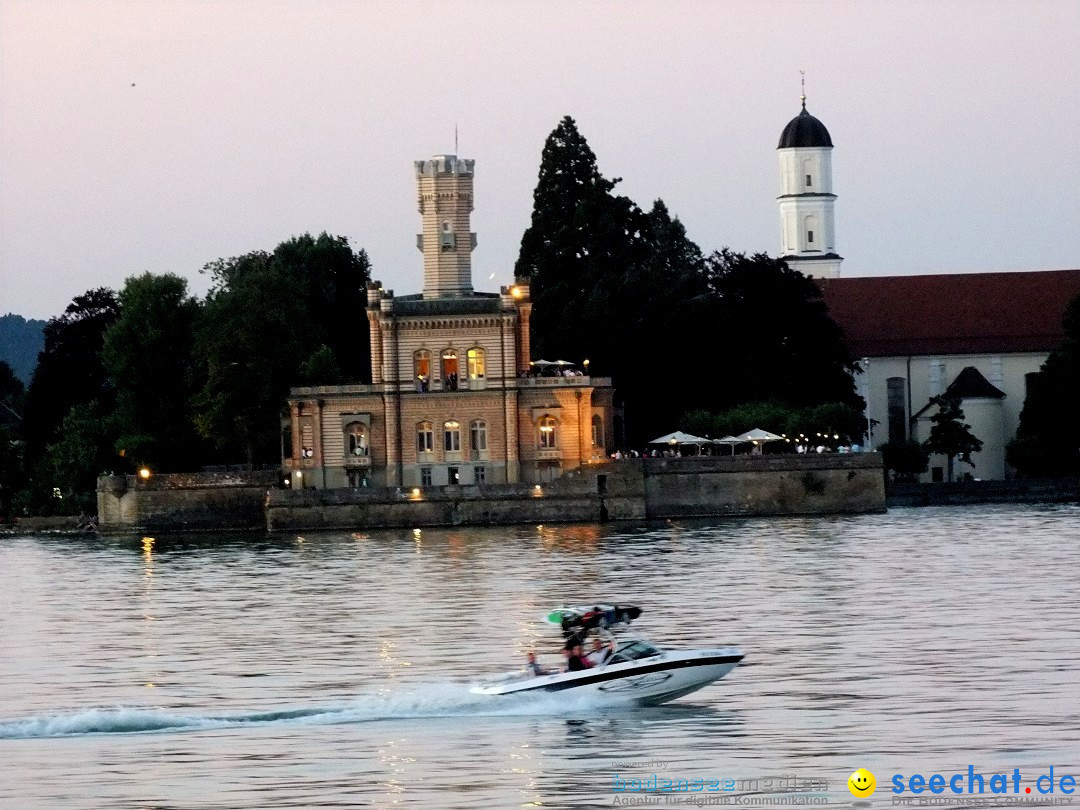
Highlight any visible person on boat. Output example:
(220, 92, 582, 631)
(566, 644, 590, 672)
(525, 651, 547, 676)
(586, 638, 615, 666)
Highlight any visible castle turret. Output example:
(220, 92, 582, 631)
(415, 154, 477, 299)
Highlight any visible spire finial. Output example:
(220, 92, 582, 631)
(454, 122, 459, 155)
(800, 70, 806, 110)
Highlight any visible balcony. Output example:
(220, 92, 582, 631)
(344, 454, 371, 468)
(516, 375, 611, 388)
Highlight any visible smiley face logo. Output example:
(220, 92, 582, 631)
(848, 768, 877, 797)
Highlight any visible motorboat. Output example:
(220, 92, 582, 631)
(469, 604, 743, 706)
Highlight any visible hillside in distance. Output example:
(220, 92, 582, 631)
(0, 313, 46, 384)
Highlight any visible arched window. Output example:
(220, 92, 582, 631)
(538, 415, 558, 450)
(591, 414, 604, 449)
(414, 350, 431, 391)
(444, 420, 461, 452)
(467, 347, 485, 381)
(470, 420, 488, 454)
(441, 349, 459, 390)
(345, 422, 368, 456)
(417, 421, 434, 454)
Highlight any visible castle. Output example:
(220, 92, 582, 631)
(283, 154, 614, 489)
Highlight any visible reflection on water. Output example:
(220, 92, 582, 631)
(1, 504, 1079, 808)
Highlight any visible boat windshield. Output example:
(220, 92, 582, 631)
(609, 640, 661, 663)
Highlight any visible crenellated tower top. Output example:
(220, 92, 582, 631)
(415, 154, 477, 299)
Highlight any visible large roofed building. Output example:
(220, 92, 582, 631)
(820, 270, 1080, 481)
(283, 154, 614, 490)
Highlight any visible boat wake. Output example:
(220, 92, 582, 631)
(0, 682, 612, 740)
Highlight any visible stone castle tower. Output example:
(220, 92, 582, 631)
(415, 155, 478, 299)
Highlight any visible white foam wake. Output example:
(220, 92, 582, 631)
(0, 681, 608, 740)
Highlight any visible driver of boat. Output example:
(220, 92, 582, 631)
(566, 644, 591, 672)
(526, 651, 547, 676)
(586, 638, 615, 666)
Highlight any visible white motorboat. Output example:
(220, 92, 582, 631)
(469, 605, 743, 706)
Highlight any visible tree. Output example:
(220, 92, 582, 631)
(923, 396, 983, 481)
(679, 400, 865, 449)
(0, 361, 24, 410)
(103, 273, 201, 471)
(702, 250, 862, 411)
(41, 399, 119, 509)
(1007, 293, 1080, 477)
(515, 116, 650, 366)
(191, 233, 371, 465)
(516, 118, 715, 442)
(879, 439, 930, 482)
(515, 118, 860, 445)
(22, 288, 119, 461)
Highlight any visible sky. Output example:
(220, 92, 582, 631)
(2, 0, 1079, 320)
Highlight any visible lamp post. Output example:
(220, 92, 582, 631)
(861, 357, 872, 450)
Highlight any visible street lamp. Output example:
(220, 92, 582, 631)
(861, 357, 872, 450)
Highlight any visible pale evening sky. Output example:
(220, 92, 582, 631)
(1, 0, 1078, 320)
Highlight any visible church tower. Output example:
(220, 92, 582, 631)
(415, 154, 478, 299)
(777, 86, 842, 279)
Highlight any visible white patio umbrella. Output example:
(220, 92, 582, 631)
(530, 359, 556, 367)
(734, 427, 786, 454)
(647, 431, 710, 446)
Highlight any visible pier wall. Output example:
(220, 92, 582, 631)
(97, 455, 887, 534)
(886, 478, 1080, 508)
(96, 471, 279, 535)
(642, 453, 886, 519)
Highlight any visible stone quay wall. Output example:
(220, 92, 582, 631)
(887, 478, 1080, 508)
(97, 455, 887, 534)
(97, 471, 279, 535)
(642, 453, 887, 519)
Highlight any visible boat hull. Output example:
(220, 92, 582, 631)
(470, 648, 743, 707)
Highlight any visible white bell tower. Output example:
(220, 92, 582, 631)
(777, 78, 841, 279)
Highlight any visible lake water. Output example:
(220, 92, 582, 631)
(1, 504, 1078, 808)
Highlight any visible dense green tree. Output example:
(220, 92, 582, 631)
(923, 396, 983, 482)
(1007, 294, 1080, 477)
(515, 117, 864, 445)
(22, 288, 119, 461)
(192, 233, 370, 465)
(266, 233, 372, 382)
(0, 361, 24, 409)
(515, 116, 650, 366)
(42, 399, 119, 508)
(680, 401, 864, 449)
(0, 424, 20, 521)
(879, 439, 930, 482)
(702, 250, 861, 411)
(515, 117, 716, 442)
(103, 273, 201, 471)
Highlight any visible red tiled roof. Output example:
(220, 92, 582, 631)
(819, 270, 1080, 357)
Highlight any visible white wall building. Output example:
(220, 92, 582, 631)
(821, 271, 1080, 481)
